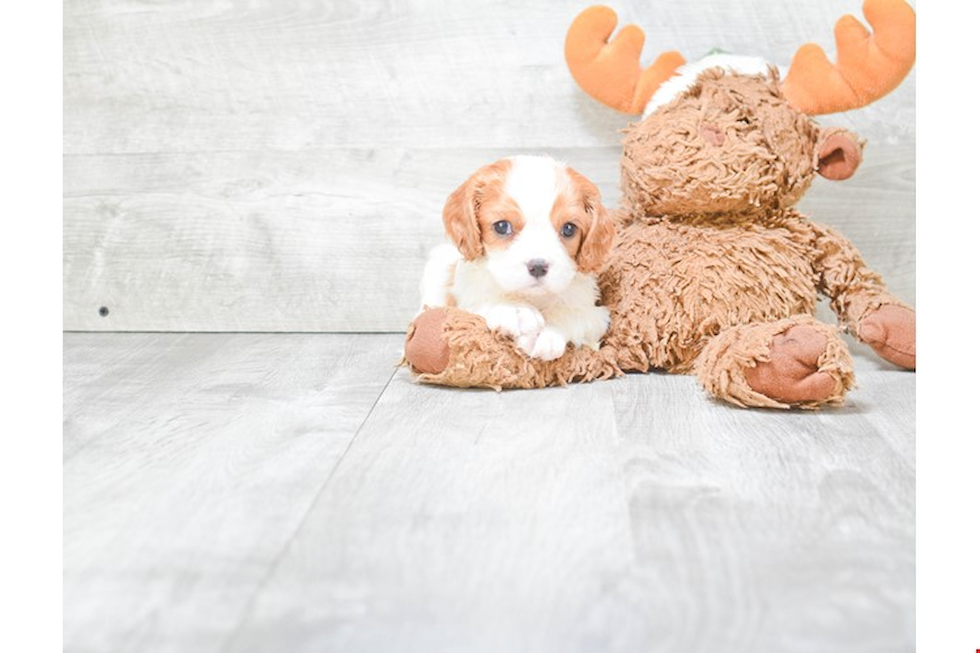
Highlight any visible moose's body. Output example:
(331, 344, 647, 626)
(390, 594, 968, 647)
(601, 212, 821, 374)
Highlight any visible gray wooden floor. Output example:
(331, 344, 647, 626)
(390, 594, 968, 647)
(64, 332, 915, 653)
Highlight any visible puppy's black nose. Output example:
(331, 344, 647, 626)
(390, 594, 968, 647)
(527, 259, 549, 278)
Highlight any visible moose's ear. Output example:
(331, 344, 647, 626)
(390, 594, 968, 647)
(816, 129, 863, 181)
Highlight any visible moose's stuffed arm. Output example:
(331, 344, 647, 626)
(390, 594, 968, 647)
(811, 222, 916, 369)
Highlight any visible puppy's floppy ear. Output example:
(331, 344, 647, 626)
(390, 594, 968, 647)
(443, 176, 483, 260)
(443, 159, 512, 260)
(568, 169, 615, 273)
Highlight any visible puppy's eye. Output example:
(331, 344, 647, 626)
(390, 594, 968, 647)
(560, 222, 578, 238)
(492, 220, 513, 236)
(736, 117, 751, 125)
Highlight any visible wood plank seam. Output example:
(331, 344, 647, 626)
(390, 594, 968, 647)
(214, 364, 399, 653)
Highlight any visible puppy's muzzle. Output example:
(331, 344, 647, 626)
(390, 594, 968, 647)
(527, 259, 550, 278)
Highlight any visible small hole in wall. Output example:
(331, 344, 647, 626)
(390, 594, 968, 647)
(99, 306, 110, 317)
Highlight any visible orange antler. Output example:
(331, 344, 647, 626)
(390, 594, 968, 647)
(564, 6, 685, 114)
(781, 0, 915, 115)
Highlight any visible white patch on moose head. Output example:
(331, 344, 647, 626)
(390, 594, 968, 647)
(643, 53, 788, 118)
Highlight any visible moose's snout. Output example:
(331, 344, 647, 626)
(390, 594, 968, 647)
(701, 123, 725, 147)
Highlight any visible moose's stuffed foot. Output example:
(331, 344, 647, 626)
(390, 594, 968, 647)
(404, 307, 453, 375)
(695, 316, 855, 409)
(402, 307, 622, 390)
(856, 304, 916, 370)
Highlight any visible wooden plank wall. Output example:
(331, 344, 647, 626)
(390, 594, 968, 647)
(63, 0, 915, 332)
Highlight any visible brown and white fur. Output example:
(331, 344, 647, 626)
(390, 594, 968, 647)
(419, 155, 615, 361)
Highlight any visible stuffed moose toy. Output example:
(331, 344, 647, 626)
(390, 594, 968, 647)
(403, 0, 916, 409)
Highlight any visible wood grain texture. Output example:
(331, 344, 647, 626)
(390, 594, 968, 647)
(63, 333, 402, 653)
(224, 369, 634, 653)
(231, 362, 914, 653)
(63, 0, 914, 154)
(63, 0, 915, 331)
(63, 144, 914, 331)
(63, 332, 914, 652)
(610, 366, 915, 653)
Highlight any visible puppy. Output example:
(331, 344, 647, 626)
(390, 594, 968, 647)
(419, 155, 615, 361)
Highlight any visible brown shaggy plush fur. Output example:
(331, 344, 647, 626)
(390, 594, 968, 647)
(403, 70, 915, 408)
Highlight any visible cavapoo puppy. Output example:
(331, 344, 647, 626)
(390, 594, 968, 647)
(419, 155, 615, 361)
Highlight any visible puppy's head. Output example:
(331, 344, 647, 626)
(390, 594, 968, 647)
(443, 155, 614, 295)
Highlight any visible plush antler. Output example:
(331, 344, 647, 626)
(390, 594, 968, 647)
(564, 6, 685, 114)
(781, 0, 915, 115)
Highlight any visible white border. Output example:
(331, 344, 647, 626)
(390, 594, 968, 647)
(0, 3, 62, 651)
(916, 1, 979, 651)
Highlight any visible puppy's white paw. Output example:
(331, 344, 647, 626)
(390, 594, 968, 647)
(528, 327, 568, 361)
(581, 306, 611, 348)
(484, 304, 545, 339)
(516, 332, 538, 356)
